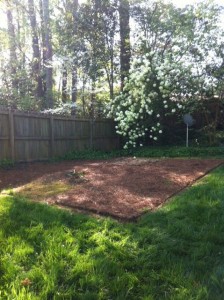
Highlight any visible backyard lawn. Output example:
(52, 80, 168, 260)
(0, 151, 224, 299)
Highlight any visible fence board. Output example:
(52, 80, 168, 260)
(14, 115, 49, 137)
(0, 114, 9, 137)
(0, 140, 10, 160)
(0, 109, 119, 162)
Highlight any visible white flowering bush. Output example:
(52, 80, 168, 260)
(107, 0, 224, 148)
(42, 102, 77, 116)
(109, 51, 190, 148)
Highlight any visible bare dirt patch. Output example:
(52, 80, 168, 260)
(0, 158, 223, 220)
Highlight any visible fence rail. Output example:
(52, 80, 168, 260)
(0, 109, 119, 162)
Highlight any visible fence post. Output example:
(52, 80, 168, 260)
(49, 115, 54, 158)
(8, 109, 15, 161)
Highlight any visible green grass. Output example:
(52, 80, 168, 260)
(55, 146, 224, 161)
(0, 166, 224, 299)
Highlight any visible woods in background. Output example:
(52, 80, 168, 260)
(0, 0, 131, 116)
(0, 0, 223, 139)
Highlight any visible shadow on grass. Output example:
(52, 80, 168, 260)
(0, 166, 224, 299)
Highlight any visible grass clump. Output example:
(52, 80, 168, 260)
(0, 166, 224, 299)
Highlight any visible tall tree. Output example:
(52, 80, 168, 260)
(100, 0, 118, 100)
(119, 0, 130, 91)
(28, 0, 43, 99)
(61, 63, 68, 103)
(6, 0, 18, 92)
(42, 0, 53, 108)
(71, 0, 79, 114)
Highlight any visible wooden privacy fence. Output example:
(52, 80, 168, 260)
(0, 109, 119, 162)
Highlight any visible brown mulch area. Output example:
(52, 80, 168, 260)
(0, 158, 223, 220)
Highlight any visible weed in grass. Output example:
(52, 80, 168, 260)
(0, 166, 224, 299)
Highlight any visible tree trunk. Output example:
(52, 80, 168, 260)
(81, 77, 86, 116)
(15, 2, 26, 97)
(71, 68, 77, 114)
(104, 18, 115, 100)
(62, 64, 68, 103)
(42, 0, 53, 108)
(28, 0, 43, 99)
(71, 0, 79, 115)
(110, 49, 114, 99)
(6, 1, 18, 92)
(39, 0, 47, 100)
(90, 0, 101, 118)
(119, 0, 131, 91)
(90, 79, 96, 119)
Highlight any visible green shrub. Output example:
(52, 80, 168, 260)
(0, 159, 15, 169)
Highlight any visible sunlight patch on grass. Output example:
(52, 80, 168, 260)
(13, 179, 74, 200)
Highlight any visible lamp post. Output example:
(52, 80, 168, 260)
(183, 114, 194, 147)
